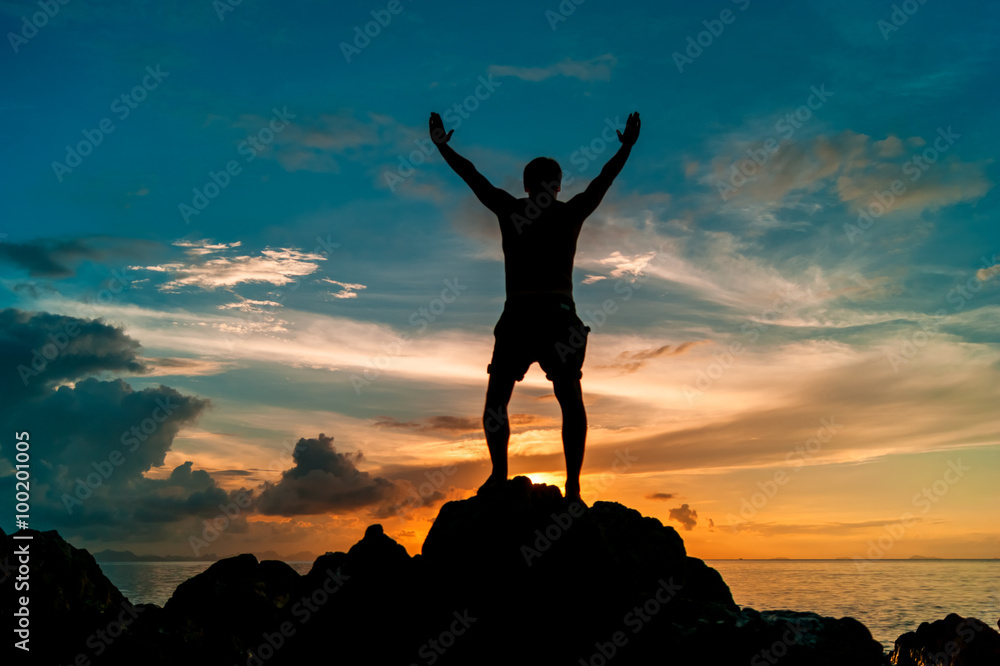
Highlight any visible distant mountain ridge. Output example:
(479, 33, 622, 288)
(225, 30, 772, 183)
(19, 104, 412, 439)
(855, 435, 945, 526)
(93, 548, 318, 563)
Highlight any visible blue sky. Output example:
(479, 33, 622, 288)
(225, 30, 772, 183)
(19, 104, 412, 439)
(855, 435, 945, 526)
(1, 0, 999, 560)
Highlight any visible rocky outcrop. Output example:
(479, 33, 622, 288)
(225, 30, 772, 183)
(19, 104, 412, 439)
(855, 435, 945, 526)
(0, 528, 140, 666)
(889, 613, 1000, 665)
(8, 478, 992, 665)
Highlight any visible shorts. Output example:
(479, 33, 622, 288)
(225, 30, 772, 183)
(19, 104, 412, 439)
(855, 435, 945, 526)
(487, 296, 590, 382)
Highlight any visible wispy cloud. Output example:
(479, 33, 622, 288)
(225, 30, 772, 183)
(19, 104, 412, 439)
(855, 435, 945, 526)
(321, 278, 367, 299)
(131, 240, 326, 291)
(488, 54, 617, 82)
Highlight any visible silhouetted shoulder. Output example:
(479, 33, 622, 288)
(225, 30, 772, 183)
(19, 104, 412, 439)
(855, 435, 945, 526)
(496, 197, 585, 235)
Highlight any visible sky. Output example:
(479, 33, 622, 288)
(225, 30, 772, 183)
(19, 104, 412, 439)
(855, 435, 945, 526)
(1, 0, 998, 562)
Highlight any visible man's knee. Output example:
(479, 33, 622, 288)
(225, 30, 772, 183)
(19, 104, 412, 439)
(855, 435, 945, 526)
(553, 378, 583, 402)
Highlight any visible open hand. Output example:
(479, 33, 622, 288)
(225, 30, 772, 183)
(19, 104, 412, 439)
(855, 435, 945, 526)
(429, 112, 453, 146)
(617, 111, 640, 147)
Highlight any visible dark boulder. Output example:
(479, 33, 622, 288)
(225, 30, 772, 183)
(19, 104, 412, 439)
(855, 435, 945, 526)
(3, 479, 902, 665)
(889, 613, 1000, 665)
(0, 528, 140, 666)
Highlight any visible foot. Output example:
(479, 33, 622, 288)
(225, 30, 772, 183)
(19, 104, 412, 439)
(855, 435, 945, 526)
(477, 473, 507, 496)
(564, 479, 581, 503)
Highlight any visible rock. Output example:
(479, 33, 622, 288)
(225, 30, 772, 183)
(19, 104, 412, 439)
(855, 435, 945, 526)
(889, 613, 1000, 665)
(0, 528, 140, 666)
(3, 479, 898, 665)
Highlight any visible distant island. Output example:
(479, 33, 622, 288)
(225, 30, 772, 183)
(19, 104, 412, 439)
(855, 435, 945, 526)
(94, 548, 319, 563)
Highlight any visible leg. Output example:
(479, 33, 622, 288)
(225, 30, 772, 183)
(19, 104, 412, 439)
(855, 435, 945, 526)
(480, 371, 516, 493)
(553, 377, 587, 501)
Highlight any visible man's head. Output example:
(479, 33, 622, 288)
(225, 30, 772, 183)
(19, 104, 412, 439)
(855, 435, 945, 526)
(523, 157, 562, 197)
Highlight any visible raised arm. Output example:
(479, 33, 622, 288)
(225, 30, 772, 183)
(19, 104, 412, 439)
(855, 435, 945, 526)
(569, 111, 640, 219)
(429, 111, 512, 214)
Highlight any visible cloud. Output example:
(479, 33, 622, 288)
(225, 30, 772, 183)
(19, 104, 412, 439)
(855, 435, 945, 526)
(704, 129, 993, 216)
(229, 109, 411, 175)
(488, 54, 617, 82)
(139, 357, 233, 377)
(647, 493, 675, 501)
(255, 434, 401, 516)
(0, 308, 233, 543)
(725, 518, 928, 536)
(0, 236, 157, 279)
(131, 240, 326, 291)
(321, 278, 367, 300)
(373, 413, 545, 435)
(237, 110, 380, 172)
(0, 239, 95, 277)
(669, 504, 698, 531)
(976, 262, 1000, 282)
(1, 308, 148, 402)
(373, 415, 480, 434)
(597, 250, 660, 280)
(606, 341, 708, 373)
(173, 239, 242, 255)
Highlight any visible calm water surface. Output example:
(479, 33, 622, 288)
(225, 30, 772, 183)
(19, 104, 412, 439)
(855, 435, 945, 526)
(708, 560, 1000, 650)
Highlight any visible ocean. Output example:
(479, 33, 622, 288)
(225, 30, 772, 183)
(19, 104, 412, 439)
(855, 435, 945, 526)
(96, 559, 1000, 651)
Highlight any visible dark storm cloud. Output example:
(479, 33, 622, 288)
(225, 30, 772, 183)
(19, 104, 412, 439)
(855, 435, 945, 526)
(256, 434, 402, 516)
(0, 309, 220, 542)
(0, 236, 157, 279)
(1, 308, 148, 402)
(0, 239, 96, 277)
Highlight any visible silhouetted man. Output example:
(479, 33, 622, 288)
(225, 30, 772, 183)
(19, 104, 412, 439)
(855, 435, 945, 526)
(429, 111, 640, 501)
